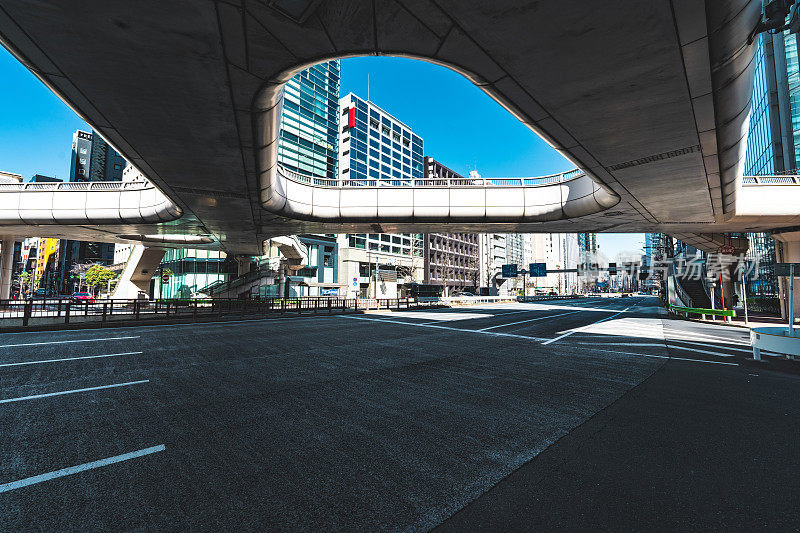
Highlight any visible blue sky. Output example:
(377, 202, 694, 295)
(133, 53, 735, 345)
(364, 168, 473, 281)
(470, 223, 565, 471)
(0, 49, 641, 256)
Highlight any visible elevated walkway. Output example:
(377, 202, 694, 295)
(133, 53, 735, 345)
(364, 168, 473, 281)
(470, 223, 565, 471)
(0, 180, 180, 224)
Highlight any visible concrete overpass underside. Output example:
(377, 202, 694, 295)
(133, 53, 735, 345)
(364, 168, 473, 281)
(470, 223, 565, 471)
(1, 0, 795, 255)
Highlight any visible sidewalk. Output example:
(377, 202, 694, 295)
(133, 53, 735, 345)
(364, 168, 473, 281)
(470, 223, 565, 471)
(675, 308, 792, 330)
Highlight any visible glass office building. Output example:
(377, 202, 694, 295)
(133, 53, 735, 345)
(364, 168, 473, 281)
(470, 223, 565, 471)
(743, 34, 779, 299)
(338, 92, 424, 184)
(277, 60, 340, 180)
(338, 92, 424, 259)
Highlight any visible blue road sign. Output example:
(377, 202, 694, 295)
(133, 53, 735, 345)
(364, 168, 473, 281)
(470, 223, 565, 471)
(501, 264, 518, 278)
(529, 262, 547, 277)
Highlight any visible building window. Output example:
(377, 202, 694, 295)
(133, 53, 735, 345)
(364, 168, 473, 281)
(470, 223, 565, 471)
(77, 169, 86, 175)
(79, 148, 87, 154)
(79, 158, 86, 165)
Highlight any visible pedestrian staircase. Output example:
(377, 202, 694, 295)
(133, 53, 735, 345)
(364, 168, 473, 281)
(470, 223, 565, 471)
(676, 277, 711, 308)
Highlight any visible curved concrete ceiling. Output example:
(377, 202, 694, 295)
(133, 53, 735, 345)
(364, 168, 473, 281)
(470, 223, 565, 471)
(0, 0, 788, 254)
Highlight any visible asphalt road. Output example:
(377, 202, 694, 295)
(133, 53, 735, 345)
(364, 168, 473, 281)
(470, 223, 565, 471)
(1, 296, 798, 530)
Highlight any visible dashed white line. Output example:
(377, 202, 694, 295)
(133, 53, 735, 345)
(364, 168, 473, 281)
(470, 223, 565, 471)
(0, 445, 165, 493)
(0, 379, 149, 404)
(0, 351, 143, 368)
(0, 336, 139, 348)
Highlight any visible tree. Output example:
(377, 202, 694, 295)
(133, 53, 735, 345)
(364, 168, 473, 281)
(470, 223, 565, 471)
(84, 264, 116, 295)
(18, 270, 31, 297)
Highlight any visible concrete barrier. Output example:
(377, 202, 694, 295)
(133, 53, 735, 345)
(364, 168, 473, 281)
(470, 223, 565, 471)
(750, 327, 800, 360)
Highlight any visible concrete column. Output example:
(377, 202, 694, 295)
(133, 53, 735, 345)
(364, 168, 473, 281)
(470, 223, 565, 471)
(773, 231, 800, 321)
(721, 264, 737, 312)
(236, 256, 252, 277)
(278, 263, 286, 298)
(0, 237, 15, 300)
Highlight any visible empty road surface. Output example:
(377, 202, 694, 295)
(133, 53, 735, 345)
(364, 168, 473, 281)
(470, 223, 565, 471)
(2, 296, 798, 530)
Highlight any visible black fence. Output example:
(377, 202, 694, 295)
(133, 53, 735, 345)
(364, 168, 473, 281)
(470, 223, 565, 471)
(0, 297, 439, 329)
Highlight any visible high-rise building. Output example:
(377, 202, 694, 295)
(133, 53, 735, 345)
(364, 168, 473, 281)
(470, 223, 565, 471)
(423, 233, 480, 295)
(419, 159, 480, 295)
(528, 233, 579, 294)
(59, 130, 127, 292)
(277, 60, 340, 180)
(577, 233, 597, 257)
(335, 93, 425, 298)
(741, 32, 785, 303)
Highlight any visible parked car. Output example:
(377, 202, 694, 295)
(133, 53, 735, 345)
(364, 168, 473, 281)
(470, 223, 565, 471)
(71, 292, 95, 304)
(452, 291, 476, 297)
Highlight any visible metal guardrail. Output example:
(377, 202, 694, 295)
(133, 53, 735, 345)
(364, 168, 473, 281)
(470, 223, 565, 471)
(517, 295, 587, 303)
(0, 296, 448, 329)
(282, 166, 584, 189)
(742, 175, 800, 185)
(669, 304, 736, 317)
(0, 180, 151, 191)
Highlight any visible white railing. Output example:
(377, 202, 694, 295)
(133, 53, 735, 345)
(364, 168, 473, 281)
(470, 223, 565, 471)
(280, 166, 584, 189)
(742, 175, 800, 185)
(0, 180, 152, 191)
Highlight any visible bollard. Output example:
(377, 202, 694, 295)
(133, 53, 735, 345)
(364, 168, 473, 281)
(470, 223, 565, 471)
(65, 302, 71, 324)
(102, 302, 107, 323)
(22, 301, 32, 327)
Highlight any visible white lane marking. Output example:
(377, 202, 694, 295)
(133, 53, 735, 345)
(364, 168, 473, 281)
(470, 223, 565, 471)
(542, 306, 633, 345)
(0, 336, 139, 348)
(0, 315, 347, 336)
(575, 342, 667, 347)
(0, 380, 149, 404)
(343, 315, 546, 341)
(417, 307, 580, 324)
(0, 351, 143, 368)
(663, 328, 749, 344)
(593, 348, 739, 366)
(666, 340, 754, 354)
(477, 310, 583, 331)
(0, 445, 165, 493)
(665, 345, 739, 358)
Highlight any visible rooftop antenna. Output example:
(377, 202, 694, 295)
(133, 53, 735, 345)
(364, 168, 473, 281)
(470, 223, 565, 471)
(367, 73, 370, 102)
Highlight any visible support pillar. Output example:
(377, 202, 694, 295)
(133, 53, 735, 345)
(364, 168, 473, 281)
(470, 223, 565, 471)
(721, 266, 737, 313)
(236, 256, 252, 277)
(773, 231, 800, 321)
(0, 237, 15, 300)
(278, 263, 286, 298)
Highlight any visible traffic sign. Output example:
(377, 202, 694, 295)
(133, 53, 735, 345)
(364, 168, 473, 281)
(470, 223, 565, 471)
(501, 264, 518, 278)
(529, 262, 547, 277)
(608, 262, 617, 275)
(161, 274, 170, 283)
